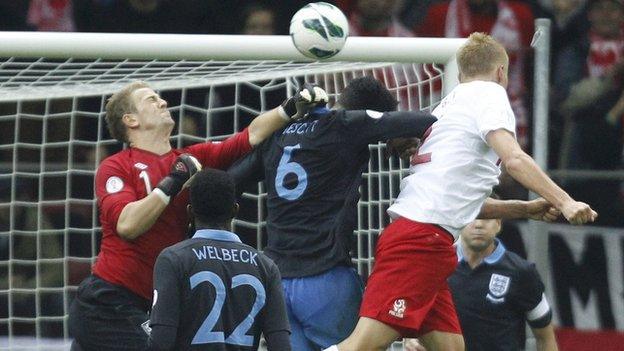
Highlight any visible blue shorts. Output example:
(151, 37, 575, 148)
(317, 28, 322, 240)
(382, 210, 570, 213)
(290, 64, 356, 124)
(282, 265, 364, 351)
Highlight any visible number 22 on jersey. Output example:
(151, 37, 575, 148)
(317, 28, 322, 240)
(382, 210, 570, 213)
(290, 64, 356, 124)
(190, 271, 266, 346)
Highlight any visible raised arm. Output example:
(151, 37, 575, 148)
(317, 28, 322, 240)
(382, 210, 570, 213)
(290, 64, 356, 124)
(478, 197, 560, 222)
(342, 110, 437, 146)
(227, 141, 267, 194)
(248, 84, 328, 146)
(486, 129, 597, 224)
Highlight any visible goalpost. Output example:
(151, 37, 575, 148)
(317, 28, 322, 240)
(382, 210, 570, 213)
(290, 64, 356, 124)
(0, 32, 464, 350)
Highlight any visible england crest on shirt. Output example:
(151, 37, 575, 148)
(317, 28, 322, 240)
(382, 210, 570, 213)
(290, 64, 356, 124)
(487, 274, 511, 303)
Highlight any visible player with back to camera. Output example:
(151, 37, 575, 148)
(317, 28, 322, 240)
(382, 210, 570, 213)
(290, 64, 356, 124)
(148, 168, 290, 351)
(68, 81, 327, 351)
(229, 76, 561, 351)
(324, 32, 596, 351)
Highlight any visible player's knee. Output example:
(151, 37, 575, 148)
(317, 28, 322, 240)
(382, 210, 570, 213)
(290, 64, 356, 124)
(421, 333, 465, 351)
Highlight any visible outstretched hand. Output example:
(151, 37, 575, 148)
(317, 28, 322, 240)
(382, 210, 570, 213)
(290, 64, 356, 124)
(279, 83, 328, 121)
(526, 198, 560, 222)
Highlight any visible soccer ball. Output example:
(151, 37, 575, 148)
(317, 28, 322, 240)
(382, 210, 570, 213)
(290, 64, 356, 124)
(289, 2, 349, 60)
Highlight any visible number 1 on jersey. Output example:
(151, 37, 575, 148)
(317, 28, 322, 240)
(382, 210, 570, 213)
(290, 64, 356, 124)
(275, 144, 308, 200)
(139, 170, 152, 193)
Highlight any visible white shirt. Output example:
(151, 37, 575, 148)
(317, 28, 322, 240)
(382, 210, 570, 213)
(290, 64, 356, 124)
(387, 81, 516, 239)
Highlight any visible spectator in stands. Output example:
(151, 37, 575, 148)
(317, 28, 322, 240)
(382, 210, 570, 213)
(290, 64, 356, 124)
(27, 0, 75, 32)
(419, 0, 534, 150)
(535, 0, 590, 105)
(0, 2, 33, 31)
(73, 0, 232, 34)
(241, 2, 277, 35)
(398, 1, 445, 30)
(348, 0, 414, 37)
(557, 0, 624, 226)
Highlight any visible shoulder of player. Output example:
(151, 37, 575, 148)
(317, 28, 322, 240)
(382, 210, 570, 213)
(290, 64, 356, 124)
(498, 250, 536, 274)
(462, 82, 509, 104)
(95, 150, 134, 177)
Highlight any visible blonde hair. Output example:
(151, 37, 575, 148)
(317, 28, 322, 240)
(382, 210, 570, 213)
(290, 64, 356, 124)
(456, 32, 508, 79)
(105, 81, 150, 143)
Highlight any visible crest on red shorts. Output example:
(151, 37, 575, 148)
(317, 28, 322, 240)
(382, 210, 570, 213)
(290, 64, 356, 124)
(389, 299, 406, 318)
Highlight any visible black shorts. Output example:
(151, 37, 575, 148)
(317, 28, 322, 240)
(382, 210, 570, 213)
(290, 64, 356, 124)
(68, 275, 150, 351)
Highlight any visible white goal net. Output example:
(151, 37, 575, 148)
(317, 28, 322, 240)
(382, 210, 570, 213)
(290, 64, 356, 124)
(0, 32, 462, 350)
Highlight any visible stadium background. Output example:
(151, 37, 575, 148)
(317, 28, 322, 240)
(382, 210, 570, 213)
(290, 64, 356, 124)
(1, 0, 624, 349)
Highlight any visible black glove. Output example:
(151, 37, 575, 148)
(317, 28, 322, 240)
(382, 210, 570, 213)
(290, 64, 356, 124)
(156, 154, 202, 198)
(279, 83, 329, 121)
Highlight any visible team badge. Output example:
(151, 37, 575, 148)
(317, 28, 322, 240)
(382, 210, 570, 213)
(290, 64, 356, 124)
(105, 176, 124, 193)
(389, 298, 406, 318)
(365, 110, 384, 119)
(487, 274, 510, 303)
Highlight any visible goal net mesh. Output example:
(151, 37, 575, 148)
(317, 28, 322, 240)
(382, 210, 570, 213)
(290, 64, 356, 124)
(0, 57, 447, 350)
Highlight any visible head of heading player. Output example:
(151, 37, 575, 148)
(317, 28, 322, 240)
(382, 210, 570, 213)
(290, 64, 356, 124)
(457, 32, 509, 89)
(334, 76, 399, 111)
(105, 81, 174, 146)
(188, 168, 239, 234)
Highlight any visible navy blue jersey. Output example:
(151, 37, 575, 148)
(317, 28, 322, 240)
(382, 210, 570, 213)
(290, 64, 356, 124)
(449, 240, 552, 351)
(149, 229, 289, 351)
(228, 108, 437, 277)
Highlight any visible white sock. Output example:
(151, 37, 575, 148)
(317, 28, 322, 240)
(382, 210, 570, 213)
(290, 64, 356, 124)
(322, 346, 339, 351)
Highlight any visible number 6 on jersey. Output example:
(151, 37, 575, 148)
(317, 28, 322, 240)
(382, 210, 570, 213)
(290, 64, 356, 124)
(275, 144, 308, 200)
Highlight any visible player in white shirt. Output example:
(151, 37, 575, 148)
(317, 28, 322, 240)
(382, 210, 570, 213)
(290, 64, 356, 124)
(324, 32, 597, 351)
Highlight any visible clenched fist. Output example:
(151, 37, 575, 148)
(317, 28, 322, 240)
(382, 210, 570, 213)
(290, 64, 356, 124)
(279, 83, 329, 121)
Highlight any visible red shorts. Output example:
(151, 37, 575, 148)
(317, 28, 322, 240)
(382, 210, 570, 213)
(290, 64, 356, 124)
(359, 217, 462, 337)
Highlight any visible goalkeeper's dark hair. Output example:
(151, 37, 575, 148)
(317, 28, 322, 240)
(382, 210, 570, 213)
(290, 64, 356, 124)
(337, 76, 399, 112)
(189, 168, 236, 226)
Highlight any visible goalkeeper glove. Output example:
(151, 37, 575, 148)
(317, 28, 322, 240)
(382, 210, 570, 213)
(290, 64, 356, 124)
(155, 154, 202, 203)
(278, 83, 329, 121)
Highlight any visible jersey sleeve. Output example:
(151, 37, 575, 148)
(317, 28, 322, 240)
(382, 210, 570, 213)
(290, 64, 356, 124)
(227, 138, 268, 193)
(95, 158, 138, 230)
(340, 110, 437, 146)
(260, 259, 290, 335)
(476, 85, 516, 143)
(184, 127, 252, 170)
(516, 263, 552, 328)
(150, 250, 182, 329)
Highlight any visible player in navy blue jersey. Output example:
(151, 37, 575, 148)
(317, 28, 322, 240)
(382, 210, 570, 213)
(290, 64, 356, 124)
(227, 76, 438, 351)
(449, 217, 558, 351)
(148, 168, 290, 351)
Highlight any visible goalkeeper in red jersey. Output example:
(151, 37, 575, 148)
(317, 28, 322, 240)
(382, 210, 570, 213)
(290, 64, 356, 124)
(68, 81, 327, 351)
